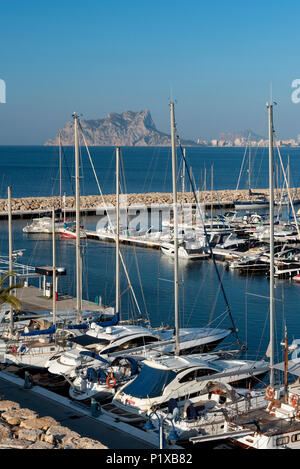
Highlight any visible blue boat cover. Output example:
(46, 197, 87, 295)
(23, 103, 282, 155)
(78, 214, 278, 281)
(85, 367, 107, 383)
(96, 312, 119, 328)
(79, 350, 108, 364)
(21, 325, 56, 337)
(67, 323, 89, 330)
(67, 313, 119, 330)
(186, 404, 198, 420)
(168, 398, 178, 414)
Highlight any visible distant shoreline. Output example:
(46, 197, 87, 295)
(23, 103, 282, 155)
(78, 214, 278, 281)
(1, 144, 300, 148)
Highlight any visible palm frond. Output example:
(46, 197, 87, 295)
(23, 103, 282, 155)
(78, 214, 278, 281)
(0, 271, 23, 311)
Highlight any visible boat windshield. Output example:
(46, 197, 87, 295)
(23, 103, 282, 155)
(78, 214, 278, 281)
(122, 364, 176, 398)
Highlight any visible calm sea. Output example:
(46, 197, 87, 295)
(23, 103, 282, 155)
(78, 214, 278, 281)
(0, 145, 300, 198)
(0, 145, 300, 369)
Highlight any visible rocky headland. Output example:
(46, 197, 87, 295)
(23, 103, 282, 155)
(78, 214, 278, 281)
(45, 110, 196, 147)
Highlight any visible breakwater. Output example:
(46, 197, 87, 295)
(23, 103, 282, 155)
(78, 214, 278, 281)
(0, 398, 106, 449)
(0, 188, 297, 218)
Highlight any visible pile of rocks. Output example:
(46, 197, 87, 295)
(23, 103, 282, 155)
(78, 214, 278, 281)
(0, 400, 107, 449)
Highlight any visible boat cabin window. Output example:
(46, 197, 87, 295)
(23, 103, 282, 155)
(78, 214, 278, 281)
(276, 436, 289, 446)
(121, 364, 176, 398)
(103, 335, 160, 354)
(178, 368, 217, 383)
(291, 434, 300, 443)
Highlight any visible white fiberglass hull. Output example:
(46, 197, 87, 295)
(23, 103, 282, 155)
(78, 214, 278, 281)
(104, 361, 268, 420)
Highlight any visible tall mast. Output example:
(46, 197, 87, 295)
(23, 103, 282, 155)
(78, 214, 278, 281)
(73, 112, 82, 323)
(182, 148, 186, 196)
(248, 131, 252, 192)
(115, 147, 120, 320)
(8, 186, 13, 336)
(170, 102, 180, 356)
(58, 130, 62, 213)
(287, 154, 290, 219)
(52, 207, 57, 329)
(267, 102, 275, 386)
(210, 164, 214, 229)
(284, 325, 288, 403)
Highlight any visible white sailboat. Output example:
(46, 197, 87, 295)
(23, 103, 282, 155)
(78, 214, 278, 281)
(3, 205, 78, 368)
(2, 116, 102, 369)
(23, 217, 64, 234)
(234, 132, 269, 211)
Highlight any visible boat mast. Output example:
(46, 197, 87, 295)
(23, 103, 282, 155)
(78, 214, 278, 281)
(52, 207, 57, 329)
(248, 131, 252, 193)
(210, 164, 214, 229)
(182, 148, 186, 197)
(287, 154, 290, 219)
(267, 102, 275, 386)
(58, 130, 62, 213)
(73, 112, 82, 323)
(8, 186, 14, 336)
(284, 325, 288, 403)
(170, 102, 180, 356)
(115, 147, 120, 321)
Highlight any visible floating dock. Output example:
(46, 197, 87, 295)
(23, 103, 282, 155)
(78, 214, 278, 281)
(86, 230, 162, 250)
(15, 285, 109, 314)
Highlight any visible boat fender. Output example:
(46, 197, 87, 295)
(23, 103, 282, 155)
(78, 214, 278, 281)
(289, 394, 299, 408)
(106, 375, 117, 388)
(24, 372, 34, 390)
(91, 398, 102, 417)
(266, 386, 275, 399)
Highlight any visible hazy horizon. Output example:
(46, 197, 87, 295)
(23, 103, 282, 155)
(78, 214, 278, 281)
(1, 0, 300, 145)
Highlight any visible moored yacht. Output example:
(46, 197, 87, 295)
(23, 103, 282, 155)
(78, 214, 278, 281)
(100, 353, 268, 422)
(46, 318, 232, 377)
(23, 217, 64, 234)
(161, 238, 209, 260)
(58, 221, 87, 239)
(69, 355, 140, 401)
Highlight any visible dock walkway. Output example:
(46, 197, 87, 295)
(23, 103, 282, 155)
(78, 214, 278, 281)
(0, 371, 180, 449)
(16, 285, 110, 314)
(86, 230, 162, 250)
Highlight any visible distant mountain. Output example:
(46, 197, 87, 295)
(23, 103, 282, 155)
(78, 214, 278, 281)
(45, 110, 196, 147)
(217, 129, 265, 142)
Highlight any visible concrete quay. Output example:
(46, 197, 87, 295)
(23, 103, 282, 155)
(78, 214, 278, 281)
(0, 371, 157, 449)
(15, 285, 107, 314)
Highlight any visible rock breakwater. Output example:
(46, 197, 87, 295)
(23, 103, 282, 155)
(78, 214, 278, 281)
(0, 399, 107, 449)
(0, 188, 297, 214)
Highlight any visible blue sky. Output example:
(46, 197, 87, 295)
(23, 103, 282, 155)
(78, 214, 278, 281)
(1, 0, 300, 144)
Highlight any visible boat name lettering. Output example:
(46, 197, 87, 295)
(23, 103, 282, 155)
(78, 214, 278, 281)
(125, 398, 135, 405)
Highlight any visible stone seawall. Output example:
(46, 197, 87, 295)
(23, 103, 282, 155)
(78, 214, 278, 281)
(0, 188, 297, 214)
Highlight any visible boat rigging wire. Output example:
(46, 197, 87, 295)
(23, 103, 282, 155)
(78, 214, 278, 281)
(175, 133, 246, 351)
(77, 121, 145, 320)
